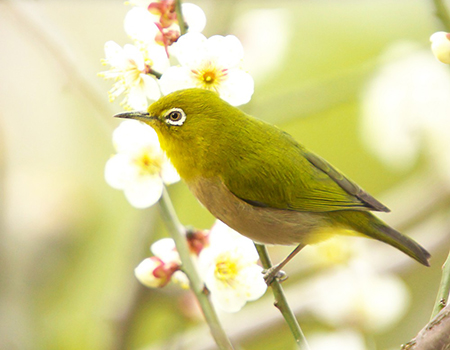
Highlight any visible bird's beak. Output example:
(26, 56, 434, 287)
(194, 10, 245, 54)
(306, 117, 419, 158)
(113, 111, 156, 123)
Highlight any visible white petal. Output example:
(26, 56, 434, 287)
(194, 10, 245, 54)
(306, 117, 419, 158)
(173, 32, 208, 67)
(104, 41, 125, 68)
(127, 86, 149, 110)
(218, 69, 254, 106)
(211, 285, 247, 313)
(182, 3, 207, 33)
(159, 66, 196, 95)
(123, 176, 164, 208)
(141, 74, 162, 101)
(160, 161, 181, 184)
(104, 153, 136, 190)
(124, 7, 159, 43)
(123, 44, 145, 70)
(147, 43, 171, 73)
(207, 35, 244, 68)
(237, 265, 267, 301)
(113, 120, 161, 153)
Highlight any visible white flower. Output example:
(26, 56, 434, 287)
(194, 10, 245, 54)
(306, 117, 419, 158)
(197, 221, 267, 312)
(308, 329, 367, 350)
(430, 31, 450, 64)
(160, 32, 254, 106)
(105, 120, 180, 208)
(307, 264, 410, 332)
(361, 43, 450, 173)
(99, 41, 162, 110)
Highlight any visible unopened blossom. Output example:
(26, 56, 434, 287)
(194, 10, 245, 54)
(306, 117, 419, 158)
(430, 31, 450, 64)
(160, 32, 254, 106)
(135, 238, 187, 288)
(197, 221, 267, 312)
(99, 41, 161, 110)
(135, 256, 178, 288)
(105, 120, 180, 208)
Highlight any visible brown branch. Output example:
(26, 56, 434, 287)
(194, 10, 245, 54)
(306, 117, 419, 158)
(401, 303, 450, 350)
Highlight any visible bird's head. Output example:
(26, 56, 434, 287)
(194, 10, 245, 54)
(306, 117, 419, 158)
(114, 88, 237, 179)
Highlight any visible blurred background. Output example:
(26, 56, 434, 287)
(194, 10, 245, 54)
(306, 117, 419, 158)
(1, 0, 450, 349)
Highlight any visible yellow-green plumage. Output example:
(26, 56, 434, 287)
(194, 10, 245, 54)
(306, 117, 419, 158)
(116, 88, 430, 266)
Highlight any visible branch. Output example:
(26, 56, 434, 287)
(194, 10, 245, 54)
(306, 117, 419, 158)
(254, 244, 310, 350)
(159, 188, 235, 350)
(402, 303, 450, 350)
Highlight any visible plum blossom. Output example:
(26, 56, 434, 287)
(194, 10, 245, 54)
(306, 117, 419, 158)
(105, 120, 179, 208)
(99, 41, 162, 110)
(160, 32, 254, 106)
(197, 221, 267, 312)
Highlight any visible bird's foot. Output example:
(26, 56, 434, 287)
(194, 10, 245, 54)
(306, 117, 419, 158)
(263, 267, 288, 286)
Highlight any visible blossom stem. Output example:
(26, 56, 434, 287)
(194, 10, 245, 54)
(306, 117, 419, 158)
(431, 250, 450, 319)
(159, 187, 235, 350)
(432, 0, 450, 32)
(254, 244, 310, 350)
(175, 0, 188, 35)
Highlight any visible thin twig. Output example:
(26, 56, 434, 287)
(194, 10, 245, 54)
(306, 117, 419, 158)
(175, 0, 188, 35)
(159, 188, 235, 350)
(254, 244, 310, 350)
(431, 250, 450, 319)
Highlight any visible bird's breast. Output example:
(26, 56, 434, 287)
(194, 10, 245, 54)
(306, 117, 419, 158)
(186, 177, 332, 245)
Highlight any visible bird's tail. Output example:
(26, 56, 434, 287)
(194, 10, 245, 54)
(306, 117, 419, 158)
(332, 211, 431, 266)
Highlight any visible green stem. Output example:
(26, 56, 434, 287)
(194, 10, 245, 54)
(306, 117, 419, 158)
(431, 250, 450, 319)
(175, 0, 188, 35)
(432, 0, 450, 32)
(254, 244, 310, 350)
(159, 188, 235, 350)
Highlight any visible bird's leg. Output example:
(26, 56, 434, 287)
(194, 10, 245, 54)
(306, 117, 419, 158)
(263, 243, 306, 285)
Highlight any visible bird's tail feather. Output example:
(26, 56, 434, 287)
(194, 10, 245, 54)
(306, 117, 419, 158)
(334, 211, 431, 266)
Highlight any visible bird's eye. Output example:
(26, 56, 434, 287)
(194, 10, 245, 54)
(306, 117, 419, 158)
(166, 110, 184, 125)
(164, 108, 186, 126)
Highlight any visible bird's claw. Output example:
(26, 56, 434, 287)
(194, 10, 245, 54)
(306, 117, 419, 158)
(263, 268, 288, 285)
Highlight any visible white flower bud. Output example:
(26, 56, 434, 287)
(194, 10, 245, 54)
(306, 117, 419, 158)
(430, 31, 450, 64)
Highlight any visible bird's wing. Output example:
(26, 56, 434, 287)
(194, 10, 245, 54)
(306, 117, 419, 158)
(222, 136, 389, 213)
(301, 150, 390, 212)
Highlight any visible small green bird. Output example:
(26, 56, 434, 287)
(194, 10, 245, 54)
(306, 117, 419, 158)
(115, 88, 430, 282)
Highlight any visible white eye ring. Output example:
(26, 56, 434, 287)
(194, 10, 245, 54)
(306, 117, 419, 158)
(164, 108, 186, 126)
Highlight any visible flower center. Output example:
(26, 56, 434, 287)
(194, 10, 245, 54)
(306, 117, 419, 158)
(214, 254, 239, 285)
(202, 71, 216, 84)
(135, 151, 163, 176)
(192, 63, 227, 91)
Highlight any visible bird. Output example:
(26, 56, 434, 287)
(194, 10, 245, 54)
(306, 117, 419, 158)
(115, 88, 430, 283)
